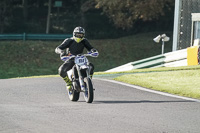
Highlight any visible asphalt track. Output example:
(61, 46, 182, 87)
(0, 77, 200, 133)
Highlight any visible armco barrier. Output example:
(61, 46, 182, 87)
(106, 49, 188, 72)
(0, 33, 72, 40)
(131, 55, 165, 69)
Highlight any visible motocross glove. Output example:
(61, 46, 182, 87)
(88, 49, 99, 57)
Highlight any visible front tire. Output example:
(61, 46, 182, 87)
(83, 77, 94, 103)
(67, 86, 80, 102)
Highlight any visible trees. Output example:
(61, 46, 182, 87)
(22, 0, 28, 22)
(0, 0, 14, 33)
(94, 0, 174, 30)
(46, 0, 52, 33)
(0, 0, 175, 37)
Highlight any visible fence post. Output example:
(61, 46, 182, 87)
(23, 33, 26, 41)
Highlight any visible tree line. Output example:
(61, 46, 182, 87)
(0, 0, 174, 39)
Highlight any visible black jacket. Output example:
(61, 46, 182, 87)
(55, 37, 93, 56)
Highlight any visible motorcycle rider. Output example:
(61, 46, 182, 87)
(55, 26, 98, 90)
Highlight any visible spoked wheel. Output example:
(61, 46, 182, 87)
(67, 86, 80, 102)
(83, 77, 94, 103)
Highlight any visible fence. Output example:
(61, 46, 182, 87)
(0, 33, 72, 40)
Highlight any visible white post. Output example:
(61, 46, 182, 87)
(172, 0, 181, 51)
(162, 40, 165, 54)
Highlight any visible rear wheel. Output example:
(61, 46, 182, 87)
(83, 77, 94, 103)
(67, 86, 80, 102)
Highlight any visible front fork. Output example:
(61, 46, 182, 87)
(75, 64, 90, 91)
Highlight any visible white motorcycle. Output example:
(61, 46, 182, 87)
(61, 51, 98, 103)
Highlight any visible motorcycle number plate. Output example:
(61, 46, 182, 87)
(75, 56, 88, 66)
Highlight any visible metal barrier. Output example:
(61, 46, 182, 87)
(106, 49, 188, 72)
(0, 33, 72, 40)
(131, 55, 165, 69)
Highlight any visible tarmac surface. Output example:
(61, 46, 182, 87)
(0, 77, 200, 133)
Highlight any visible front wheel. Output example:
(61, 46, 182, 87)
(67, 86, 80, 102)
(83, 77, 94, 103)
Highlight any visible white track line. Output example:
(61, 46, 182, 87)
(95, 78, 200, 103)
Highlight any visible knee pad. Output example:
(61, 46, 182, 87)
(89, 63, 94, 75)
(58, 66, 67, 78)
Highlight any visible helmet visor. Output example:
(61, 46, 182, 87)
(75, 33, 84, 38)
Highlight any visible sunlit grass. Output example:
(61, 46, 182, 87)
(114, 69, 200, 99)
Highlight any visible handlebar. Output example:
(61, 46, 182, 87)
(61, 52, 98, 62)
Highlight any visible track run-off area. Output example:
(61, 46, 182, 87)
(0, 77, 200, 133)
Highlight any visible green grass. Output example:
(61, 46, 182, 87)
(0, 41, 61, 79)
(0, 32, 173, 79)
(113, 66, 200, 99)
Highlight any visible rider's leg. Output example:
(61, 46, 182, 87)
(89, 63, 94, 79)
(58, 60, 74, 89)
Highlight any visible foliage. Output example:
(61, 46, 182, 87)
(0, 0, 174, 38)
(95, 0, 174, 30)
(0, 0, 14, 33)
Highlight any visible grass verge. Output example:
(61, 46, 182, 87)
(113, 66, 200, 99)
(95, 65, 200, 100)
